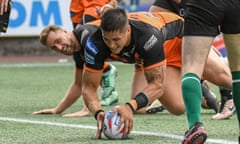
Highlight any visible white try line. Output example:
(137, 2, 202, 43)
(0, 117, 237, 144)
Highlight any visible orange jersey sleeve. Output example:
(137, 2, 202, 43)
(70, 0, 110, 23)
(70, 0, 84, 23)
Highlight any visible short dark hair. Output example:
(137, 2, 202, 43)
(100, 8, 128, 32)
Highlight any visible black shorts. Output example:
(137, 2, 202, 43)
(184, 0, 240, 36)
(0, 0, 11, 33)
(152, 0, 187, 17)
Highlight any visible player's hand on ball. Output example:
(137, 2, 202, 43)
(95, 110, 105, 139)
(112, 105, 133, 135)
(32, 108, 57, 115)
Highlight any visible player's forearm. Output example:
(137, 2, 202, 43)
(127, 66, 166, 111)
(82, 89, 102, 117)
(82, 71, 103, 118)
(55, 83, 82, 113)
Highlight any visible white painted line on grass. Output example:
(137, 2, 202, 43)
(0, 117, 237, 144)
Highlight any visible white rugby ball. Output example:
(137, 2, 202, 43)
(103, 110, 128, 139)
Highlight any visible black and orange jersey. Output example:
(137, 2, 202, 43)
(72, 23, 99, 69)
(127, 11, 183, 39)
(83, 12, 184, 73)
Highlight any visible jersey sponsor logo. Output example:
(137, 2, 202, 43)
(143, 34, 157, 51)
(86, 37, 99, 55)
(85, 50, 95, 64)
(85, 38, 99, 64)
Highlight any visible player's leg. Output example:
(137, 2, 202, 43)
(201, 80, 218, 113)
(181, 0, 229, 141)
(218, 87, 233, 112)
(131, 68, 217, 115)
(159, 66, 185, 115)
(0, 0, 11, 33)
(207, 54, 235, 120)
(203, 47, 234, 119)
(181, 36, 213, 143)
(212, 87, 234, 120)
(203, 46, 235, 120)
(203, 47, 232, 89)
(100, 63, 119, 106)
(223, 33, 240, 140)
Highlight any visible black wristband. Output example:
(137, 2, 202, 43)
(134, 92, 149, 110)
(94, 109, 104, 120)
(126, 102, 135, 113)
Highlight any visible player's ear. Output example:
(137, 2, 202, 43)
(128, 25, 131, 30)
(127, 25, 131, 34)
(62, 29, 68, 34)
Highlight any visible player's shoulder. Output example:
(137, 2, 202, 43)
(74, 24, 98, 34)
(73, 24, 99, 48)
(85, 32, 109, 57)
(85, 19, 101, 27)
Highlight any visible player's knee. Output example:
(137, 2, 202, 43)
(215, 73, 232, 89)
(167, 105, 185, 115)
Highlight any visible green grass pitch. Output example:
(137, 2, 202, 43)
(0, 62, 238, 144)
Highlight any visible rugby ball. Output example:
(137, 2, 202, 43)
(103, 109, 128, 139)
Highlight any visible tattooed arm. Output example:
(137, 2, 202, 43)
(112, 65, 166, 135)
(141, 65, 166, 104)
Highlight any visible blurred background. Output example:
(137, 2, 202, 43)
(0, 0, 154, 59)
(0, 0, 227, 60)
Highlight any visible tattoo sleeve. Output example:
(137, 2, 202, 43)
(143, 65, 166, 103)
(144, 65, 166, 84)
